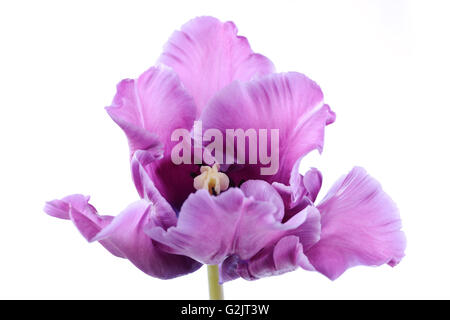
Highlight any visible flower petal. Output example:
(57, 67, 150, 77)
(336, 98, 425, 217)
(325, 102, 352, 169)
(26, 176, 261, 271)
(44, 196, 201, 279)
(44, 194, 95, 220)
(158, 16, 275, 116)
(273, 165, 323, 222)
(147, 188, 274, 264)
(92, 201, 202, 279)
(220, 235, 314, 283)
(294, 203, 321, 251)
(239, 179, 284, 221)
(219, 255, 241, 283)
(106, 66, 198, 208)
(302, 168, 322, 203)
(272, 236, 314, 272)
(131, 151, 178, 230)
(242, 177, 321, 250)
(147, 181, 320, 266)
(305, 167, 406, 280)
(45, 195, 122, 257)
(200, 72, 335, 185)
(106, 66, 196, 155)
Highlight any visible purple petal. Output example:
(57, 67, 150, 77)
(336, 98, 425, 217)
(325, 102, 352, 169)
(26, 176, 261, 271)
(239, 236, 315, 280)
(287, 157, 307, 207)
(273, 165, 323, 222)
(219, 255, 241, 283)
(131, 152, 178, 230)
(220, 236, 314, 283)
(45, 195, 121, 257)
(106, 66, 196, 155)
(294, 204, 321, 251)
(200, 72, 335, 185)
(92, 201, 201, 279)
(302, 168, 322, 203)
(272, 236, 314, 272)
(144, 155, 199, 210)
(106, 66, 198, 208)
(305, 167, 406, 280)
(44, 194, 95, 220)
(44, 195, 201, 279)
(147, 180, 320, 266)
(159, 16, 275, 116)
(147, 188, 276, 264)
(239, 179, 284, 221)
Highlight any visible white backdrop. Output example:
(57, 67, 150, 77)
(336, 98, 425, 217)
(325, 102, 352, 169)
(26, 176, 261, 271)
(1, 0, 449, 299)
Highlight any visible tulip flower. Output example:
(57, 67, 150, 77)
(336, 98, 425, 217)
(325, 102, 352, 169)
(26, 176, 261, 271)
(45, 16, 405, 299)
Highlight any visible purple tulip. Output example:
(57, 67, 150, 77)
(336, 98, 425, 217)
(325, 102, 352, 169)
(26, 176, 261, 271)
(44, 16, 405, 284)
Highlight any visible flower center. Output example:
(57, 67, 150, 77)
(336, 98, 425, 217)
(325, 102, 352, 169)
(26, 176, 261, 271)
(193, 164, 230, 195)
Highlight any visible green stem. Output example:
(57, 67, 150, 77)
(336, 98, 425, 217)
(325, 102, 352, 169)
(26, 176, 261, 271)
(207, 265, 224, 300)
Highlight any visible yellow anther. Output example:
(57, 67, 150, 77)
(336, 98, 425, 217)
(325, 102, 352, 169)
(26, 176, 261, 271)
(193, 164, 230, 195)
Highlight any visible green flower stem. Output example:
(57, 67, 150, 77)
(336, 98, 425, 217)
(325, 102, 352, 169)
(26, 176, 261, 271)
(207, 265, 224, 300)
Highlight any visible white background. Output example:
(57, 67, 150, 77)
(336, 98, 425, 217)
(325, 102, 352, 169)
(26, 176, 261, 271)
(0, 0, 449, 299)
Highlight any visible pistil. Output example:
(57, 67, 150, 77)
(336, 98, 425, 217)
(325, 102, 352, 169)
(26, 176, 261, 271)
(193, 164, 229, 195)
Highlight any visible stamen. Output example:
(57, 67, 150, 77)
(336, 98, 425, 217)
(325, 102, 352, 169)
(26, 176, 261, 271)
(193, 164, 230, 195)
